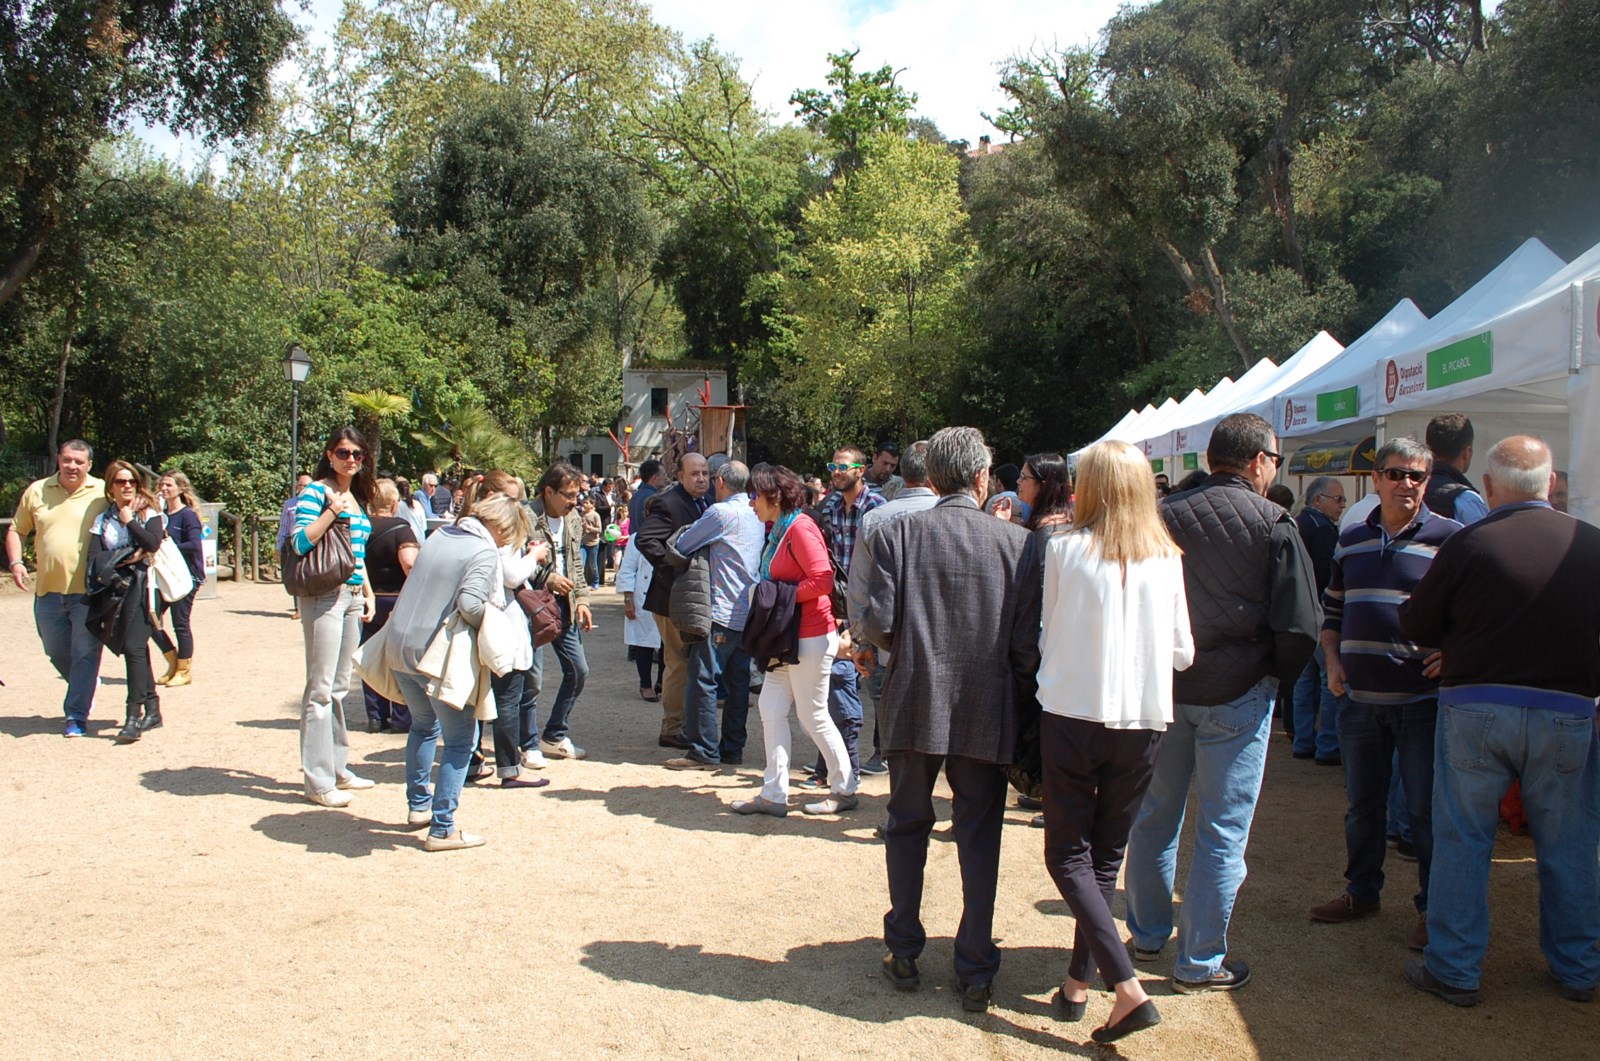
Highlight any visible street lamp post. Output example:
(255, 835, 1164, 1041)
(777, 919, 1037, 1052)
(281, 343, 312, 492)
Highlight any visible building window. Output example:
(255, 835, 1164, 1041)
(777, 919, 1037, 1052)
(590, 453, 604, 477)
(568, 453, 583, 469)
(650, 387, 668, 418)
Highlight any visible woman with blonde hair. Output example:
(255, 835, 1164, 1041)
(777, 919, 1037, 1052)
(151, 469, 205, 687)
(389, 491, 532, 849)
(360, 478, 420, 732)
(87, 462, 168, 742)
(1036, 440, 1194, 1044)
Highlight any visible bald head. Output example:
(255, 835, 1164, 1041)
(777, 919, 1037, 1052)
(678, 453, 710, 498)
(1482, 435, 1554, 509)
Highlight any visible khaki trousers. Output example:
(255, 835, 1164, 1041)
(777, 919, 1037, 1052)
(654, 612, 689, 738)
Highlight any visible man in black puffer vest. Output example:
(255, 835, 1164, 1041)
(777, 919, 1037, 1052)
(1422, 414, 1488, 525)
(1124, 413, 1322, 995)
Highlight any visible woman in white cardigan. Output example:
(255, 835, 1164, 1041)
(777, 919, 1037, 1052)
(615, 532, 662, 701)
(1036, 440, 1195, 1044)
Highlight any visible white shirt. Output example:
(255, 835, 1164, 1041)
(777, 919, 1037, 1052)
(547, 516, 566, 577)
(1037, 530, 1195, 731)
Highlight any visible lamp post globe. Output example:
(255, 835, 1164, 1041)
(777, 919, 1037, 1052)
(281, 343, 312, 493)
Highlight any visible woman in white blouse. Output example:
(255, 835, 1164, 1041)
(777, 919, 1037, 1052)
(1036, 439, 1194, 1045)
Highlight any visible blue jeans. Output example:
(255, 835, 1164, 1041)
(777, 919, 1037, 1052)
(540, 597, 588, 744)
(1336, 699, 1436, 911)
(582, 544, 600, 588)
(813, 658, 863, 785)
(1387, 753, 1412, 843)
(684, 623, 752, 764)
(1125, 677, 1275, 982)
(1427, 699, 1600, 991)
(396, 670, 477, 839)
(1293, 646, 1344, 759)
(34, 592, 104, 722)
(518, 654, 543, 754)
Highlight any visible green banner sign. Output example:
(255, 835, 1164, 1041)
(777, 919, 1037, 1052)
(1427, 332, 1493, 390)
(1182, 453, 1199, 470)
(1150, 458, 1165, 473)
(1316, 386, 1359, 422)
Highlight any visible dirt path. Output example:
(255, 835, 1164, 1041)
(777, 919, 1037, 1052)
(1, 579, 1591, 1058)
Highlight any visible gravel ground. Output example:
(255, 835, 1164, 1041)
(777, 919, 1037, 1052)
(2, 578, 1592, 1058)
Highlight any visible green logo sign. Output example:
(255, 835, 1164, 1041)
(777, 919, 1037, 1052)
(1316, 386, 1359, 421)
(1150, 458, 1165, 473)
(1182, 453, 1199, 470)
(1427, 332, 1493, 390)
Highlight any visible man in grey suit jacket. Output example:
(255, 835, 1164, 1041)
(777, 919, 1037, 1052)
(850, 426, 1043, 1013)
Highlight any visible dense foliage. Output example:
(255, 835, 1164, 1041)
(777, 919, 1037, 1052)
(2, 0, 1596, 512)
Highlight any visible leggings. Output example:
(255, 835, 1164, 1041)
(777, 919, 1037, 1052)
(631, 645, 663, 690)
(152, 590, 196, 657)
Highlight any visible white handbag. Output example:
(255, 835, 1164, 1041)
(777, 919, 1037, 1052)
(476, 598, 528, 677)
(150, 538, 196, 603)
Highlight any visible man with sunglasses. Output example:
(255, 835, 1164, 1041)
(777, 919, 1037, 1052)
(1311, 439, 1461, 954)
(7, 440, 109, 737)
(1290, 476, 1349, 762)
(1125, 413, 1321, 993)
(1398, 436, 1600, 1007)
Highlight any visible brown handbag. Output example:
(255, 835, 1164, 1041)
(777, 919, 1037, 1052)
(515, 584, 565, 647)
(284, 517, 357, 597)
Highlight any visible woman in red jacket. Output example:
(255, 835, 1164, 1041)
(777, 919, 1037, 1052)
(732, 465, 858, 818)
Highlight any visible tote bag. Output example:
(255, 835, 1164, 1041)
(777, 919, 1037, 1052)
(150, 538, 195, 603)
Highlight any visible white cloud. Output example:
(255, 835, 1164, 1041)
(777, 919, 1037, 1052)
(646, 0, 1129, 143)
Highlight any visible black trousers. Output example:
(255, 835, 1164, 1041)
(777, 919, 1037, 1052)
(883, 750, 1008, 985)
(152, 589, 196, 657)
(1040, 713, 1162, 986)
(122, 594, 158, 711)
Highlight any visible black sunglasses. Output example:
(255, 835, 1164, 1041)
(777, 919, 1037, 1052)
(112, 476, 138, 485)
(333, 447, 366, 462)
(1261, 450, 1283, 467)
(1379, 468, 1428, 484)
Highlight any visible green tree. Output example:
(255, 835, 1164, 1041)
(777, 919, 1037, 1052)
(790, 49, 918, 177)
(0, 0, 295, 305)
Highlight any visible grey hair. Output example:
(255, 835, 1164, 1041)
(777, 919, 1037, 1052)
(1485, 436, 1553, 499)
(716, 460, 750, 493)
(926, 427, 992, 496)
(1375, 438, 1433, 477)
(1303, 476, 1340, 509)
(899, 441, 931, 485)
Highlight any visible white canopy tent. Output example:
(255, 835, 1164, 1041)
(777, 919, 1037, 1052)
(1279, 239, 1567, 449)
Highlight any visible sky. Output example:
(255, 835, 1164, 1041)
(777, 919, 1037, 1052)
(138, 0, 1132, 165)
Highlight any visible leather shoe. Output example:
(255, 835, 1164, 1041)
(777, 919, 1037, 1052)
(658, 733, 691, 749)
(1091, 1000, 1161, 1044)
(960, 981, 993, 1013)
(882, 954, 919, 990)
(1404, 957, 1478, 1007)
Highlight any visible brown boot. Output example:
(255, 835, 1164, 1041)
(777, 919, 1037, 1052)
(166, 658, 192, 687)
(155, 650, 179, 685)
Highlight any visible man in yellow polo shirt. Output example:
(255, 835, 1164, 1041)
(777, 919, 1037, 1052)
(6, 440, 108, 737)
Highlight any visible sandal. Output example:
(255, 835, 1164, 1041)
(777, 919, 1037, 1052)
(640, 687, 660, 702)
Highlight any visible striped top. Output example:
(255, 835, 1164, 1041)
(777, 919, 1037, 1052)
(291, 481, 371, 588)
(1322, 504, 1461, 705)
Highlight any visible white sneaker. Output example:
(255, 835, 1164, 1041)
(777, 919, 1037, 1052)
(521, 748, 548, 770)
(336, 772, 375, 790)
(539, 736, 587, 760)
(407, 807, 432, 826)
(424, 829, 485, 852)
(306, 788, 353, 808)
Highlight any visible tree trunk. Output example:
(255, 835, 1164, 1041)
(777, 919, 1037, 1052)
(48, 290, 80, 455)
(0, 215, 57, 309)
(1198, 246, 1255, 374)
(1265, 136, 1306, 280)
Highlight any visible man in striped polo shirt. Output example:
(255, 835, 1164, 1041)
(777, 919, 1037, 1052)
(1310, 437, 1462, 951)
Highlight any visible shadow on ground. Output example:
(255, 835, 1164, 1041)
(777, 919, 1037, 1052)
(542, 782, 888, 844)
(141, 765, 305, 804)
(251, 811, 420, 857)
(582, 936, 1128, 1056)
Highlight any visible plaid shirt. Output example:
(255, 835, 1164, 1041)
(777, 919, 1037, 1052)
(820, 486, 886, 577)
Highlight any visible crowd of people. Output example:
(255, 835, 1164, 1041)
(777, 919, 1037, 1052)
(7, 409, 1597, 1042)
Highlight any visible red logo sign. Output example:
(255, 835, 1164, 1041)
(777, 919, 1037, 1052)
(1283, 398, 1294, 433)
(1385, 359, 1399, 404)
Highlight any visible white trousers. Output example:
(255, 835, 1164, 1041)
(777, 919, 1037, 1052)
(757, 631, 856, 801)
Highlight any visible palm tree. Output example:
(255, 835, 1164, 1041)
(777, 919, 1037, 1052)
(410, 402, 537, 480)
(345, 389, 411, 472)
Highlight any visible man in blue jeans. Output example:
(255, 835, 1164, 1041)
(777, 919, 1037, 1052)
(1291, 476, 1347, 764)
(1125, 414, 1321, 993)
(6, 440, 108, 736)
(1310, 438, 1461, 951)
(664, 460, 761, 770)
(526, 463, 594, 761)
(1398, 436, 1600, 1007)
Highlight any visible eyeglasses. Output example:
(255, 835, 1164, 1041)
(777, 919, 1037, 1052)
(333, 448, 366, 462)
(559, 490, 581, 501)
(827, 462, 864, 472)
(112, 476, 138, 485)
(1379, 468, 1428, 484)
(1261, 450, 1283, 467)
(1321, 495, 1347, 505)
(1019, 472, 1040, 483)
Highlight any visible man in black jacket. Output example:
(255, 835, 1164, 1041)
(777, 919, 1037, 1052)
(633, 453, 710, 748)
(1422, 414, 1487, 525)
(1290, 476, 1347, 761)
(1124, 413, 1321, 994)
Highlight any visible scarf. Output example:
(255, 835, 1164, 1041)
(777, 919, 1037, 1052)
(760, 510, 801, 579)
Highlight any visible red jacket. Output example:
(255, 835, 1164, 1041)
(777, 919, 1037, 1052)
(768, 514, 835, 638)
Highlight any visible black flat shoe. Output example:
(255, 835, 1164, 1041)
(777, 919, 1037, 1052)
(1091, 1000, 1161, 1044)
(501, 777, 551, 789)
(1051, 988, 1087, 1023)
(882, 954, 920, 990)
